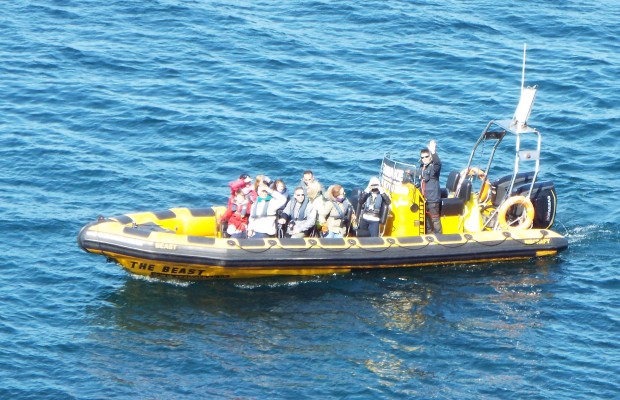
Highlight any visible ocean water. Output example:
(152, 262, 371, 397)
(1, 1, 619, 398)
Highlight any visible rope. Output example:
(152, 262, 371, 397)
(272, 240, 319, 253)
(556, 220, 570, 237)
(509, 230, 549, 245)
(464, 232, 511, 247)
(349, 239, 395, 253)
(228, 239, 277, 253)
(391, 239, 432, 251)
(317, 242, 354, 253)
(226, 230, 549, 254)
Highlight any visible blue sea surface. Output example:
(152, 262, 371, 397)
(1, 1, 619, 398)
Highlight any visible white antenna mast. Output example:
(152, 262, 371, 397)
(512, 43, 537, 130)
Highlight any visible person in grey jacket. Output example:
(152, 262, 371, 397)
(278, 187, 318, 238)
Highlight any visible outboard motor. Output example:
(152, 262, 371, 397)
(513, 181, 557, 229)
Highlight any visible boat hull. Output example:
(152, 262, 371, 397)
(77, 208, 568, 280)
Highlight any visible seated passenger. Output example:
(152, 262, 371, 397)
(320, 184, 355, 238)
(300, 170, 323, 197)
(247, 183, 287, 238)
(250, 175, 267, 202)
(278, 187, 318, 238)
(357, 177, 391, 237)
(306, 180, 324, 236)
(220, 189, 252, 238)
(272, 178, 290, 212)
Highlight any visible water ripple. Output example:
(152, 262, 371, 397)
(1, 0, 619, 398)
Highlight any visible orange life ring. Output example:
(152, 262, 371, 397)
(497, 195, 535, 230)
(462, 167, 486, 179)
(460, 167, 490, 203)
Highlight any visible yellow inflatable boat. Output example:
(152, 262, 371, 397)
(77, 205, 567, 280)
(77, 74, 568, 280)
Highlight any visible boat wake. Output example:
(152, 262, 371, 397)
(565, 223, 616, 243)
(129, 273, 193, 288)
(233, 275, 339, 290)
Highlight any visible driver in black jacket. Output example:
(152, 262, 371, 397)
(419, 140, 442, 234)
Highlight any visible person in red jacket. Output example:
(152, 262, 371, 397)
(220, 189, 252, 238)
(228, 174, 254, 202)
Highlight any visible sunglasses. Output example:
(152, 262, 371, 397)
(421, 155, 431, 159)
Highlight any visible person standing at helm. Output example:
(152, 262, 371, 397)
(419, 140, 442, 234)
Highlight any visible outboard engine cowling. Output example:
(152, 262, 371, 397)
(514, 181, 557, 229)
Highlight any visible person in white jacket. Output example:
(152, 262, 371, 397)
(247, 183, 287, 238)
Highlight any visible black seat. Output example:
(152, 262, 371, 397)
(446, 170, 461, 193)
(458, 178, 472, 201)
(441, 198, 463, 217)
(441, 170, 461, 199)
(441, 179, 471, 217)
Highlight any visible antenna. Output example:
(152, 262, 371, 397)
(512, 43, 537, 130)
